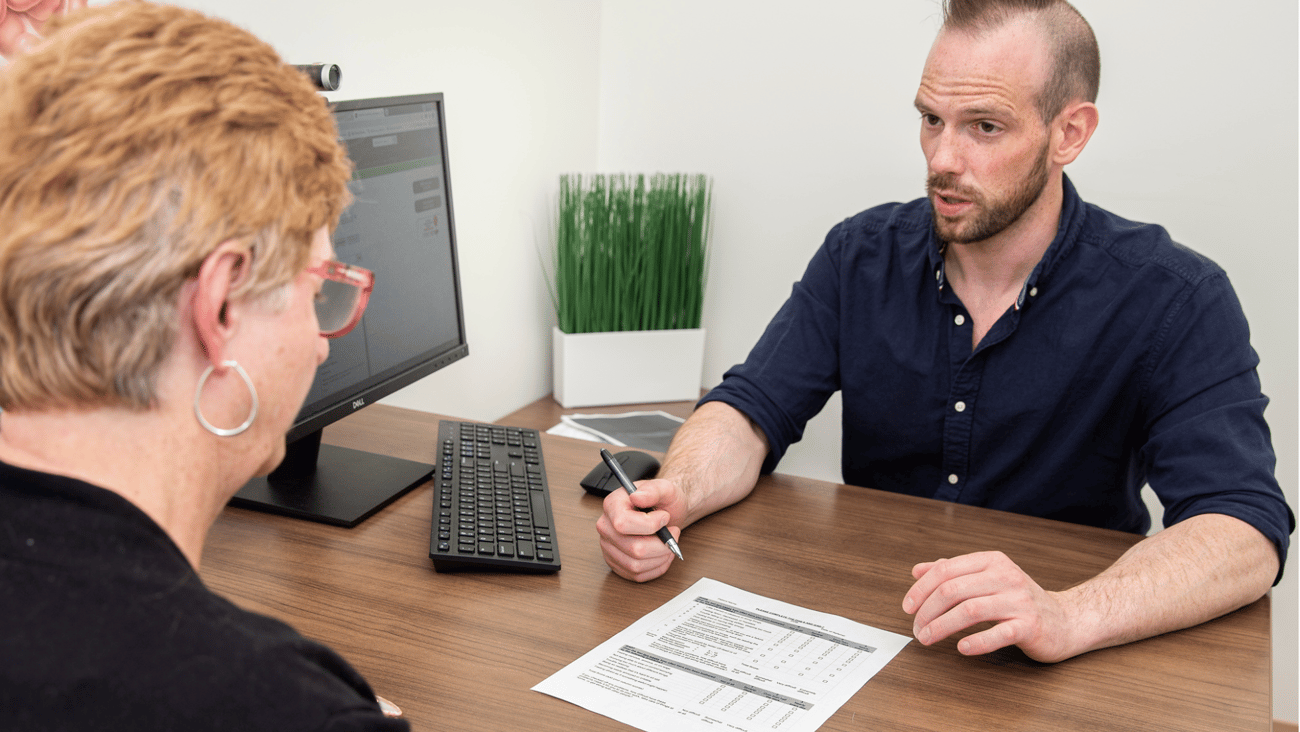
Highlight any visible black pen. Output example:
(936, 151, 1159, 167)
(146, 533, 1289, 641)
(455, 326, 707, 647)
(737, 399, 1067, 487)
(600, 448, 684, 561)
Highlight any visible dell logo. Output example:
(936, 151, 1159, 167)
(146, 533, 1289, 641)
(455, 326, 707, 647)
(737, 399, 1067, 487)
(351, 398, 366, 410)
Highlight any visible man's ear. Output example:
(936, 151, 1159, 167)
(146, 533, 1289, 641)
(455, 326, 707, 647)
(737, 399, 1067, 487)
(191, 242, 252, 367)
(1052, 100, 1099, 167)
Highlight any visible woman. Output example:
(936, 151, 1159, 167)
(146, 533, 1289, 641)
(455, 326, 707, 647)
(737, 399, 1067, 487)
(0, 3, 405, 729)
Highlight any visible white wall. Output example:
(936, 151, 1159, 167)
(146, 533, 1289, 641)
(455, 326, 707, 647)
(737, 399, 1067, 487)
(161, 0, 603, 425)
(596, 0, 1297, 721)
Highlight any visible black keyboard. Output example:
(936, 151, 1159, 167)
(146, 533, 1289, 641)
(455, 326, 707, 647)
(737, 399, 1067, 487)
(428, 420, 560, 573)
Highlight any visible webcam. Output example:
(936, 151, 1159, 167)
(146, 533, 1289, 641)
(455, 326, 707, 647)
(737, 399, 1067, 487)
(293, 63, 341, 92)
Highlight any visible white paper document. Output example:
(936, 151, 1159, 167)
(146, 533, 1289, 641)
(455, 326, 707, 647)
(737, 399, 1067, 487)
(546, 410, 685, 453)
(533, 578, 910, 732)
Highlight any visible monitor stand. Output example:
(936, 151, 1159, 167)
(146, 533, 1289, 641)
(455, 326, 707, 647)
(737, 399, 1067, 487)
(230, 429, 433, 527)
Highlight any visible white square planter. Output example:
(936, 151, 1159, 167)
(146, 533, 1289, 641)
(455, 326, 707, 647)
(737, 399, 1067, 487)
(552, 326, 705, 408)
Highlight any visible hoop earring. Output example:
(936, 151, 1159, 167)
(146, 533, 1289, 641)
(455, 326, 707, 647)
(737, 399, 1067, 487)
(193, 360, 258, 437)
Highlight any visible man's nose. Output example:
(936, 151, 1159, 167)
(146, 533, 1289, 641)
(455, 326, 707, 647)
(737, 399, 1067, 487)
(927, 128, 964, 177)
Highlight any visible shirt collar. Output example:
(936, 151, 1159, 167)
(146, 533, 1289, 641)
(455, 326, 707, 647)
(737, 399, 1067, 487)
(928, 174, 1085, 309)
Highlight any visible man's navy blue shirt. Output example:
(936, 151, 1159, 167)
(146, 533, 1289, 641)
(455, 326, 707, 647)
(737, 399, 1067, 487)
(703, 176, 1293, 577)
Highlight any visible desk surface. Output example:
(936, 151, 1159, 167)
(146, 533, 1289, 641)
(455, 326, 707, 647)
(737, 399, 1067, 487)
(201, 404, 1271, 731)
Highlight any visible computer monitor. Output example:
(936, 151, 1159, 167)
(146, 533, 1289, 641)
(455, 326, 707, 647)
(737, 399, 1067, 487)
(230, 92, 467, 527)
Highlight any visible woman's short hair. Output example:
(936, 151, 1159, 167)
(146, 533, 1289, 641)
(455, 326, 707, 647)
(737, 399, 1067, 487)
(0, 1, 353, 411)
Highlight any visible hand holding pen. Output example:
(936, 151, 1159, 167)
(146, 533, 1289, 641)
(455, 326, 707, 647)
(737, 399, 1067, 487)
(600, 448, 684, 561)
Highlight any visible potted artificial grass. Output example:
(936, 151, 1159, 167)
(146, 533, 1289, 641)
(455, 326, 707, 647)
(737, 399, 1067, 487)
(549, 172, 713, 407)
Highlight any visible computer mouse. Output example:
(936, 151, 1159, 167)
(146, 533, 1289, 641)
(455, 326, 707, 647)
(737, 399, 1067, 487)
(580, 450, 661, 497)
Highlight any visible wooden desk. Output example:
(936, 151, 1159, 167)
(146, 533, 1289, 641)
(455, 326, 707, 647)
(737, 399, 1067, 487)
(201, 404, 1271, 731)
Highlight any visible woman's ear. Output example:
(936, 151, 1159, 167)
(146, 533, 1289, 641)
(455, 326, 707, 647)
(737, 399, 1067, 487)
(190, 242, 252, 366)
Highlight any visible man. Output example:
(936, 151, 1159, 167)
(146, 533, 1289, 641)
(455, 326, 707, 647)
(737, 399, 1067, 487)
(597, 0, 1293, 663)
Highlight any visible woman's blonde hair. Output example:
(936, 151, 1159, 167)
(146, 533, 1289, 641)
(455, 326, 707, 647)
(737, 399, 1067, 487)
(0, 0, 352, 411)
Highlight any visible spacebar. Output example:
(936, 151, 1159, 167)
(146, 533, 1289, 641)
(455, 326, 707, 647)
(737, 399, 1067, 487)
(530, 492, 550, 529)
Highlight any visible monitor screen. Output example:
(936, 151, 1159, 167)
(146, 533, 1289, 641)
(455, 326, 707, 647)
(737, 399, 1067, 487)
(230, 92, 467, 526)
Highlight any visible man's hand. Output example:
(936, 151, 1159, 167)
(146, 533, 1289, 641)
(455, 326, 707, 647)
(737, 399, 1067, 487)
(902, 551, 1075, 663)
(595, 401, 770, 582)
(902, 516, 1278, 663)
(596, 477, 685, 583)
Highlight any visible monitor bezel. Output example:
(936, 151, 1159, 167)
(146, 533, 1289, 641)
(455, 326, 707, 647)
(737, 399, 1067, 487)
(285, 91, 468, 444)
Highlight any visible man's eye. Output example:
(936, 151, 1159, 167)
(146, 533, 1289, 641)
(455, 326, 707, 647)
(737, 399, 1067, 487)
(922, 114, 941, 126)
(977, 121, 1001, 134)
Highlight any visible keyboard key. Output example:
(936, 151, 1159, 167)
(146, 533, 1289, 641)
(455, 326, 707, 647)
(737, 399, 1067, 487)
(530, 493, 550, 528)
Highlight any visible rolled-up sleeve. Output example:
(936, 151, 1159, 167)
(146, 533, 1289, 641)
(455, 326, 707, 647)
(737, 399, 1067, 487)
(1139, 271, 1294, 584)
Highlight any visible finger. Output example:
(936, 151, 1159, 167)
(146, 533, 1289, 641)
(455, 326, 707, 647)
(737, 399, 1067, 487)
(605, 482, 676, 527)
(631, 477, 692, 518)
(601, 487, 643, 523)
(603, 493, 671, 537)
(911, 566, 1019, 630)
(597, 523, 674, 582)
(25, 0, 64, 25)
(625, 488, 665, 514)
(903, 553, 995, 614)
(910, 560, 941, 581)
(954, 619, 1025, 656)
(600, 543, 672, 582)
(603, 482, 657, 512)
(0, 13, 30, 60)
(622, 478, 674, 509)
(596, 511, 672, 560)
(914, 591, 1025, 647)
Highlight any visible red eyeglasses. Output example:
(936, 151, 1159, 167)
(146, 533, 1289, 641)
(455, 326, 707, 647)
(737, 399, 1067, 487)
(304, 260, 374, 338)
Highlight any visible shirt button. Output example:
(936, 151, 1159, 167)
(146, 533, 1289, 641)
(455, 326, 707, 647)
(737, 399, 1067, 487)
(954, 314, 966, 326)
(948, 474, 959, 485)
(954, 401, 966, 412)
(1030, 287, 1039, 297)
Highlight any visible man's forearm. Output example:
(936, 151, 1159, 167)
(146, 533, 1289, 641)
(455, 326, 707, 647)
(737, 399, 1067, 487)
(660, 401, 770, 527)
(1056, 513, 1277, 658)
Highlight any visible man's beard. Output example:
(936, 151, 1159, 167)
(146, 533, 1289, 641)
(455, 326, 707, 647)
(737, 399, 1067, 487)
(927, 143, 1051, 245)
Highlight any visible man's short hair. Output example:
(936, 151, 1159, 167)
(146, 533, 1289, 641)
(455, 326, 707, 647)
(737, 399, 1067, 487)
(0, 1, 353, 411)
(942, 0, 1100, 124)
